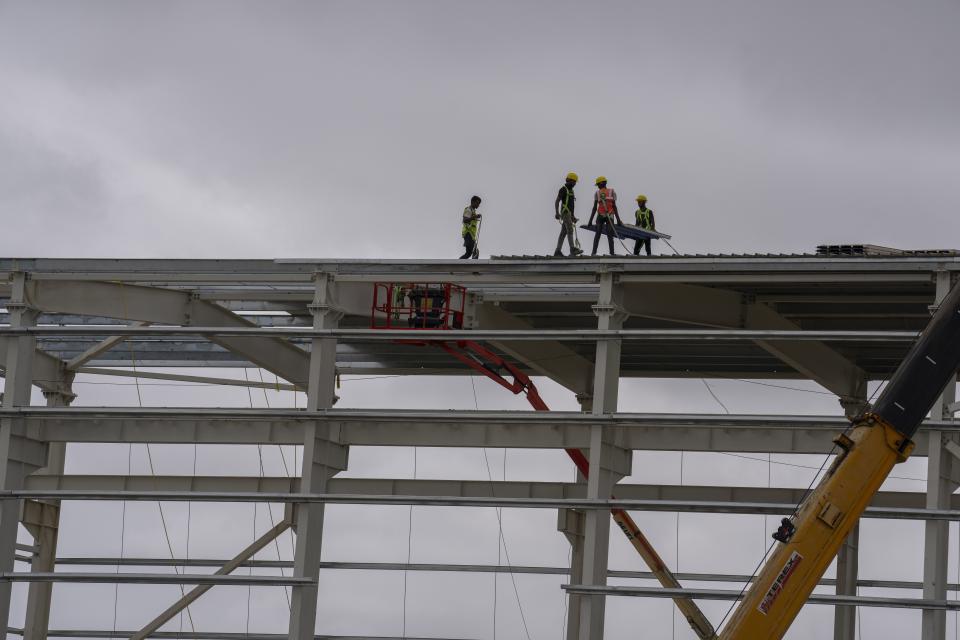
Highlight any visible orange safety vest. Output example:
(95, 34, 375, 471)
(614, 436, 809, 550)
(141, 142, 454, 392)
(596, 187, 616, 216)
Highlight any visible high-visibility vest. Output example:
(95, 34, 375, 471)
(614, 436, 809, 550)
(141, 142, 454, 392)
(636, 207, 653, 230)
(462, 207, 479, 238)
(560, 186, 575, 214)
(596, 188, 616, 216)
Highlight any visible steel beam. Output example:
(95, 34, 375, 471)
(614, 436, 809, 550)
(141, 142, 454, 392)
(619, 283, 867, 411)
(11, 631, 468, 640)
(11, 408, 957, 455)
(6, 491, 960, 521)
(24, 280, 310, 387)
(475, 302, 593, 397)
(131, 518, 291, 640)
(563, 585, 960, 610)
(64, 323, 148, 371)
(0, 340, 73, 398)
(42, 558, 960, 591)
(1, 573, 308, 585)
(76, 367, 297, 391)
(14, 475, 942, 512)
(0, 326, 925, 341)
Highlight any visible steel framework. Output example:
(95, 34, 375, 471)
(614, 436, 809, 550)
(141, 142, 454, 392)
(0, 255, 958, 640)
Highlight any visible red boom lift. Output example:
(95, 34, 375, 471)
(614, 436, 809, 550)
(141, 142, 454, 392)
(371, 282, 716, 638)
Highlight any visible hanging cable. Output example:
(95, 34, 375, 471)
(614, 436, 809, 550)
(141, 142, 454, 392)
(111, 442, 131, 637)
(473, 376, 533, 640)
(117, 283, 196, 632)
(673, 449, 683, 639)
(473, 374, 502, 640)
(181, 441, 196, 636)
(703, 375, 837, 632)
(250, 369, 292, 610)
(255, 368, 299, 585)
(558, 456, 578, 640)
(701, 379, 730, 414)
(402, 444, 417, 639)
(246, 499, 256, 637)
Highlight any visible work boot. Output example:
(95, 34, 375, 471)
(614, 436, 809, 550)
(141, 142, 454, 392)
(553, 249, 564, 257)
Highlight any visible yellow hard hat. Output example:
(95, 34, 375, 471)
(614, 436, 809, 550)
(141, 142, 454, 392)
(635, 194, 648, 202)
(566, 172, 578, 182)
(595, 176, 607, 185)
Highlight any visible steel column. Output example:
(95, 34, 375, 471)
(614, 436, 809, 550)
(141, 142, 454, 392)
(577, 273, 630, 640)
(833, 523, 859, 640)
(288, 273, 348, 640)
(921, 273, 958, 640)
(558, 508, 584, 640)
(22, 387, 72, 640)
(1, 273, 48, 638)
(562, 395, 592, 640)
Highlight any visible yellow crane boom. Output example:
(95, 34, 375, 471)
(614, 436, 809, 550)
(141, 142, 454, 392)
(720, 280, 960, 639)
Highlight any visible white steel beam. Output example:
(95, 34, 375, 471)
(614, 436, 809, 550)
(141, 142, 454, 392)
(7, 489, 960, 521)
(16, 476, 941, 511)
(13, 408, 957, 455)
(46, 558, 957, 592)
(76, 367, 297, 391)
(25, 280, 310, 388)
(0, 326, 923, 341)
(0, 340, 73, 398)
(15, 631, 464, 640)
(64, 323, 148, 371)
(2, 573, 308, 586)
(475, 302, 593, 397)
(131, 519, 291, 640)
(620, 283, 867, 410)
(564, 584, 960, 611)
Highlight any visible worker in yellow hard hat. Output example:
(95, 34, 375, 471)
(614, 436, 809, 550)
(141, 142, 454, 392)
(460, 195, 482, 259)
(587, 176, 623, 255)
(553, 172, 583, 257)
(632, 194, 656, 256)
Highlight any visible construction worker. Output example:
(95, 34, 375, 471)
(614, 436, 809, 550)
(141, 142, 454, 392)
(633, 194, 656, 256)
(554, 172, 583, 257)
(587, 176, 623, 255)
(460, 195, 482, 259)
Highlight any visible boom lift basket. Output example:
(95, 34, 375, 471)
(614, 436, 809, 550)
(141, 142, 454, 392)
(371, 282, 466, 331)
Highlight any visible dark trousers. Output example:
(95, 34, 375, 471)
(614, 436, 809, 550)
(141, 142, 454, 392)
(591, 217, 615, 255)
(633, 237, 651, 256)
(460, 234, 476, 259)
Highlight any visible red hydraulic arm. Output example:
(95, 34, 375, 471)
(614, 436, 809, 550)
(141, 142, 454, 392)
(435, 339, 717, 639)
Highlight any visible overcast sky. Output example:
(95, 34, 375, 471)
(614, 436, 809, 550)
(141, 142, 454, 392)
(2, 0, 959, 259)
(2, 1, 960, 639)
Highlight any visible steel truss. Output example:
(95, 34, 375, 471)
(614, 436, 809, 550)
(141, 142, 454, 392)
(1, 256, 959, 640)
